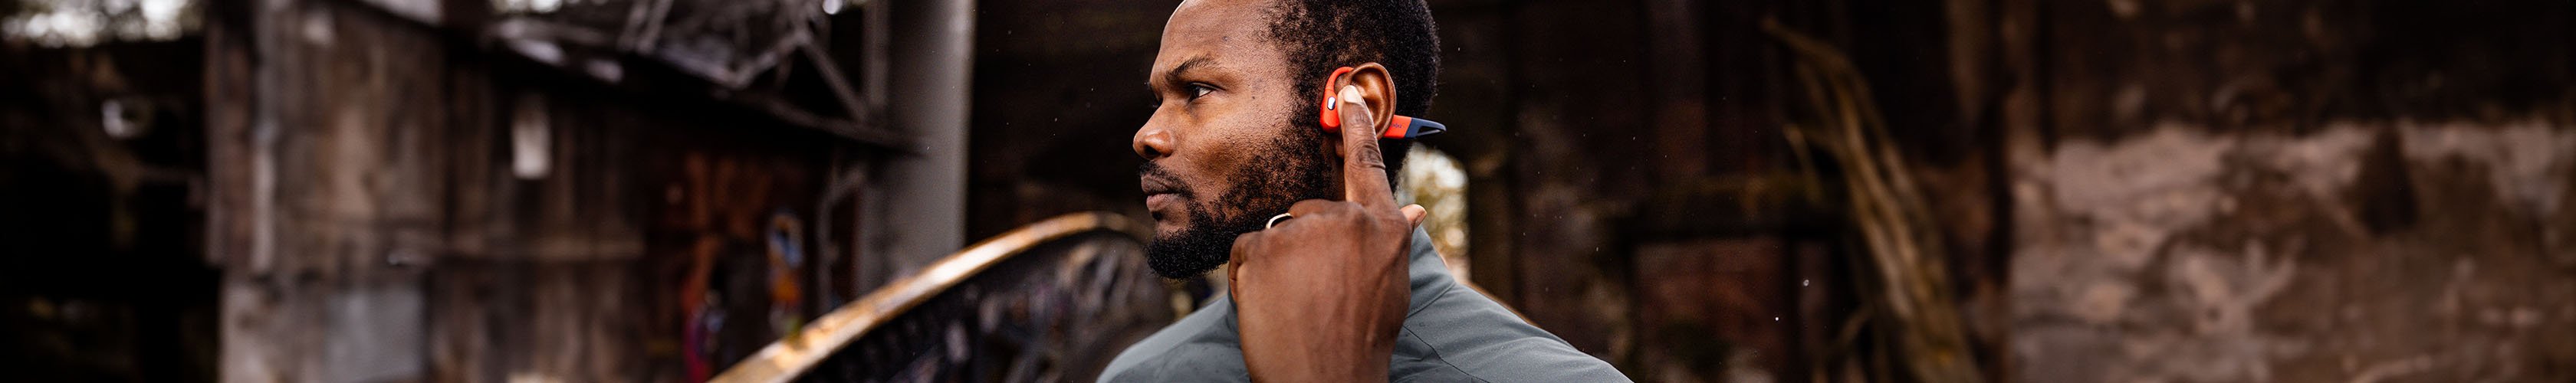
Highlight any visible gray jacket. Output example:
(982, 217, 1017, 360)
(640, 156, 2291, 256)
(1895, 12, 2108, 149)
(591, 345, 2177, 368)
(1099, 228, 1631, 382)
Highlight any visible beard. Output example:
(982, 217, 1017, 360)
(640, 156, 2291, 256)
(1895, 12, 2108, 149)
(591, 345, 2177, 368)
(1141, 129, 1337, 280)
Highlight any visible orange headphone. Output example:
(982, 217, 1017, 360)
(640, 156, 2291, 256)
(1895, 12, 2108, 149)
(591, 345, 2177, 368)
(1319, 67, 1446, 139)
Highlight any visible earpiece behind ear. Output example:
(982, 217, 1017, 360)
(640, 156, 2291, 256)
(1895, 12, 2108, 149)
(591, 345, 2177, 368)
(1319, 67, 1358, 132)
(1318, 66, 1448, 139)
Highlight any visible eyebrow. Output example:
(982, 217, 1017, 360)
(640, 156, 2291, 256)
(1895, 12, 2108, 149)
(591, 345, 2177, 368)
(1155, 57, 1215, 89)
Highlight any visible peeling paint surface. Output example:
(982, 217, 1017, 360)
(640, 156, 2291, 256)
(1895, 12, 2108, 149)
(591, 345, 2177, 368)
(2013, 123, 2576, 382)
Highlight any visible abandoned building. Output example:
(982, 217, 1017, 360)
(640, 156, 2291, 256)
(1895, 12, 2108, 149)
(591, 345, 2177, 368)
(3, 0, 2572, 381)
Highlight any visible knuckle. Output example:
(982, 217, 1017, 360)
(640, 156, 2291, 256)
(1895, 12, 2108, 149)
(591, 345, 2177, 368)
(1352, 157, 1387, 171)
(1345, 135, 1379, 148)
(1352, 145, 1385, 159)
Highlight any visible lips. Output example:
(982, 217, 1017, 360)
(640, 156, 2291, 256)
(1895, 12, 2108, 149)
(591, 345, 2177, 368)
(1141, 178, 1181, 197)
(1138, 162, 1195, 222)
(1140, 172, 1186, 213)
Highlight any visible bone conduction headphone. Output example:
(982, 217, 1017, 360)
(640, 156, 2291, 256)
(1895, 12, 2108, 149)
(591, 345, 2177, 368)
(1319, 67, 1446, 139)
(1267, 67, 1445, 230)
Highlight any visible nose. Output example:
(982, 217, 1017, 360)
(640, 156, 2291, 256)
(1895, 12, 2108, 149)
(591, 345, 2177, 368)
(1132, 118, 1175, 160)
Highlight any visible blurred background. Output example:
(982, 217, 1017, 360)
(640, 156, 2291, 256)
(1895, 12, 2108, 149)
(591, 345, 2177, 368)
(4, 0, 2573, 381)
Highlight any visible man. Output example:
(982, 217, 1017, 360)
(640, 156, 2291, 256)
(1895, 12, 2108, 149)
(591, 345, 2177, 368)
(1102, 0, 1628, 381)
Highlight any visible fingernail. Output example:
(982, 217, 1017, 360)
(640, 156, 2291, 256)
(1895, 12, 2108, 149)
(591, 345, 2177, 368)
(1339, 85, 1362, 100)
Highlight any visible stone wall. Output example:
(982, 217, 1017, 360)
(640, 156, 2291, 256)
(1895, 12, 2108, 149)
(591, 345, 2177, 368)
(2010, 123, 2576, 381)
(1983, 0, 2576, 381)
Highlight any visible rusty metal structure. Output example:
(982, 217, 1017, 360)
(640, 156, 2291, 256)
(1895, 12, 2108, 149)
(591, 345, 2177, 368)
(709, 212, 1181, 383)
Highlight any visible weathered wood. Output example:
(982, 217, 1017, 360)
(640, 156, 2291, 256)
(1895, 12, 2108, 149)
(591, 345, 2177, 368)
(203, 0, 899, 381)
(212, 2, 452, 381)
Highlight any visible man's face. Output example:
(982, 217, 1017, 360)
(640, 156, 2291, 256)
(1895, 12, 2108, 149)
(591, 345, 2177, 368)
(1135, 0, 1339, 279)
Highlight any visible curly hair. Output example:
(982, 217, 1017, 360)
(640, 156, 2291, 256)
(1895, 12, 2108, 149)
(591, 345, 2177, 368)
(1265, 0, 1441, 184)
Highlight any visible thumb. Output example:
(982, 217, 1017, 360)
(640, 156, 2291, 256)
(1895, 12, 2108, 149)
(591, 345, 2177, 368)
(1401, 204, 1428, 228)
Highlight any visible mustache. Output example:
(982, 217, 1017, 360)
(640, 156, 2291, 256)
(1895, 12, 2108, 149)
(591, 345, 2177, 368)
(1138, 162, 1191, 196)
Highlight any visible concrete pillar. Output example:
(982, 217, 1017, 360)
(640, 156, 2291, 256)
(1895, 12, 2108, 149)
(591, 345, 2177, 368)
(870, 0, 975, 279)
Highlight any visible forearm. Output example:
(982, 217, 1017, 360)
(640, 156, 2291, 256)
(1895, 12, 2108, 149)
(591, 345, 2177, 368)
(1233, 241, 1410, 382)
(1241, 337, 1389, 382)
(1239, 298, 1399, 382)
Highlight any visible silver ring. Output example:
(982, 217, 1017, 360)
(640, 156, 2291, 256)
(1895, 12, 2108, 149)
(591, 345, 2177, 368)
(1265, 213, 1296, 229)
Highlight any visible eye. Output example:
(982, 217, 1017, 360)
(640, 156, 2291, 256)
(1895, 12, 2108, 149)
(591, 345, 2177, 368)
(1188, 83, 1215, 99)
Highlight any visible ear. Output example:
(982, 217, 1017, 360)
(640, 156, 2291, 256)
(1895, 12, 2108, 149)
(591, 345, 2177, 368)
(1334, 63, 1399, 136)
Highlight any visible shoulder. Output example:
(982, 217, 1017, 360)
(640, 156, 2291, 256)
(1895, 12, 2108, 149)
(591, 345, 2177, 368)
(1396, 277, 1633, 383)
(1098, 297, 1248, 383)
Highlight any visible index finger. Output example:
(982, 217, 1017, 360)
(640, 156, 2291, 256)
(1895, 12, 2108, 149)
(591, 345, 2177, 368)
(1336, 84, 1395, 207)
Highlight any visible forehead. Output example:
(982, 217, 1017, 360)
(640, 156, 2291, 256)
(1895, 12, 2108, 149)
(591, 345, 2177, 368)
(1153, 0, 1285, 80)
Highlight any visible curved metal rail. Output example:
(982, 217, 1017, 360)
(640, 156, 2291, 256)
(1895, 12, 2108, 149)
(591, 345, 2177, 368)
(708, 211, 1159, 383)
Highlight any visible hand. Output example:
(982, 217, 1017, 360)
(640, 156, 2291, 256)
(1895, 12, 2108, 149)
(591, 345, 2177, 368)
(1227, 82, 1430, 382)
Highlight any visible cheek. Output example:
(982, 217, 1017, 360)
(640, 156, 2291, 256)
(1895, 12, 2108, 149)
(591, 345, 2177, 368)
(1181, 145, 1250, 206)
(1175, 96, 1303, 210)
